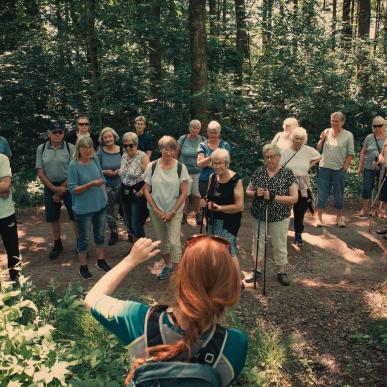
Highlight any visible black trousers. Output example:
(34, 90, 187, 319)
(293, 191, 309, 234)
(0, 213, 20, 280)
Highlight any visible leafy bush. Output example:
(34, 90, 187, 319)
(12, 170, 44, 208)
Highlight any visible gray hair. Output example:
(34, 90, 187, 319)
(211, 148, 230, 165)
(207, 120, 221, 134)
(122, 132, 139, 145)
(98, 127, 119, 144)
(189, 119, 201, 130)
(282, 117, 299, 131)
(262, 143, 282, 157)
(290, 127, 308, 144)
(331, 111, 346, 123)
(74, 135, 95, 161)
(158, 135, 177, 150)
(372, 116, 386, 132)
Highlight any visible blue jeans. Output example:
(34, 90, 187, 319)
(121, 195, 147, 237)
(317, 167, 346, 209)
(362, 168, 380, 200)
(74, 208, 106, 253)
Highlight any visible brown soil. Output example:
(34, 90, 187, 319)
(1, 202, 386, 386)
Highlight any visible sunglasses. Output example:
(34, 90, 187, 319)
(78, 122, 89, 126)
(373, 124, 384, 128)
(185, 234, 231, 248)
(52, 130, 64, 135)
(123, 143, 135, 149)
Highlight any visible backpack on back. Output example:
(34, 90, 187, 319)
(131, 305, 226, 387)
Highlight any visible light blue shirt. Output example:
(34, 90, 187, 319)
(0, 137, 12, 158)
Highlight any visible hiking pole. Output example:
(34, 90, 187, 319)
(253, 213, 261, 290)
(369, 168, 386, 233)
(262, 202, 269, 296)
(199, 206, 206, 234)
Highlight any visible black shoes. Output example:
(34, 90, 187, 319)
(108, 232, 119, 246)
(376, 226, 387, 235)
(294, 233, 304, 246)
(79, 265, 93, 280)
(49, 240, 63, 260)
(96, 259, 111, 272)
(277, 272, 290, 286)
(244, 270, 262, 284)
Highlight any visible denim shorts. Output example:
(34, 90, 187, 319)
(362, 169, 380, 200)
(316, 167, 346, 209)
(44, 185, 74, 222)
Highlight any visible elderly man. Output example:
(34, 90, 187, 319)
(0, 154, 20, 280)
(316, 111, 354, 227)
(36, 121, 76, 259)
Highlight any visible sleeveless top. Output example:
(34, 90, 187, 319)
(207, 173, 242, 236)
(119, 150, 146, 187)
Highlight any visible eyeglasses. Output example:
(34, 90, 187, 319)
(78, 122, 89, 126)
(80, 146, 93, 150)
(373, 124, 384, 128)
(211, 161, 225, 166)
(185, 234, 231, 248)
(52, 130, 64, 135)
(264, 154, 278, 160)
(123, 143, 135, 149)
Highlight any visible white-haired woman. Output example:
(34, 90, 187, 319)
(281, 127, 320, 245)
(272, 117, 299, 150)
(96, 127, 122, 245)
(119, 132, 150, 244)
(357, 116, 386, 217)
(205, 148, 244, 258)
(176, 119, 205, 225)
(316, 112, 354, 227)
(197, 120, 231, 199)
(143, 136, 191, 280)
(68, 136, 111, 280)
(245, 144, 298, 286)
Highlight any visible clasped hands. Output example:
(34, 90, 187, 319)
(200, 198, 222, 211)
(255, 187, 270, 200)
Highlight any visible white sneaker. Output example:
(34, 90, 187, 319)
(337, 217, 346, 228)
(315, 218, 324, 227)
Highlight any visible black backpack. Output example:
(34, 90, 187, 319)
(132, 305, 226, 387)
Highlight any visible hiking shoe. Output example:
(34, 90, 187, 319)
(49, 240, 63, 260)
(96, 259, 111, 272)
(244, 270, 262, 284)
(195, 213, 202, 226)
(277, 272, 290, 286)
(79, 265, 93, 280)
(376, 226, 387, 234)
(337, 217, 346, 228)
(157, 265, 173, 280)
(108, 232, 118, 246)
(315, 218, 324, 228)
(294, 234, 304, 246)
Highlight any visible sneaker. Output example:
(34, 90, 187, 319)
(244, 270, 262, 284)
(182, 214, 188, 224)
(79, 265, 93, 280)
(108, 232, 118, 246)
(315, 218, 324, 228)
(277, 272, 290, 286)
(294, 234, 304, 246)
(376, 226, 387, 235)
(96, 259, 111, 272)
(157, 265, 173, 280)
(337, 217, 346, 228)
(195, 213, 202, 226)
(49, 240, 63, 260)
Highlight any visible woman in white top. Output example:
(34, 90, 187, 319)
(272, 117, 299, 150)
(143, 136, 191, 281)
(281, 127, 320, 246)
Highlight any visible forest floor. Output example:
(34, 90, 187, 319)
(1, 201, 386, 386)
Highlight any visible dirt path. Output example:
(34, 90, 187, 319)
(1, 203, 386, 386)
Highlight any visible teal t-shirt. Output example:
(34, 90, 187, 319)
(68, 159, 107, 215)
(178, 134, 204, 174)
(0, 154, 15, 219)
(362, 133, 385, 170)
(0, 137, 12, 158)
(91, 296, 248, 386)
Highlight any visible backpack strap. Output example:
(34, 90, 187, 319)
(41, 141, 48, 156)
(177, 161, 182, 179)
(151, 160, 158, 177)
(65, 141, 71, 156)
(145, 304, 168, 348)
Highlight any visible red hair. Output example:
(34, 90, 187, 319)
(125, 236, 240, 385)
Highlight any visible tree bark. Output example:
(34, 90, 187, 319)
(357, 0, 371, 39)
(149, 0, 162, 97)
(331, 0, 337, 49)
(189, 0, 208, 124)
(342, 0, 352, 39)
(262, 0, 273, 49)
(234, 0, 248, 90)
(209, 0, 217, 35)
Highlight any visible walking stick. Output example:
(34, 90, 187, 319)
(253, 214, 261, 290)
(262, 202, 269, 296)
(369, 168, 386, 233)
(199, 207, 205, 234)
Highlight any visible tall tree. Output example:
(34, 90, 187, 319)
(342, 0, 352, 39)
(234, 0, 248, 88)
(149, 0, 162, 96)
(209, 0, 217, 35)
(357, 0, 371, 39)
(331, 0, 337, 48)
(189, 0, 208, 123)
(262, 0, 273, 49)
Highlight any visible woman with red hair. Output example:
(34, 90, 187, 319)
(85, 236, 248, 386)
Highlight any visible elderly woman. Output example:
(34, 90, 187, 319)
(280, 127, 321, 246)
(272, 117, 299, 150)
(245, 144, 298, 286)
(205, 149, 244, 258)
(67, 116, 99, 149)
(316, 111, 354, 227)
(197, 120, 231, 198)
(357, 116, 386, 217)
(96, 127, 122, 245)
(68, 136, 111, 280)
(176, 119, 205, 225)
(119, 132, 150, 244)
(143, 136, 191, 280)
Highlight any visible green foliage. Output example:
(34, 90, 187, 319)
(12, 170, 44, 208)
(350, 318, 387, 352)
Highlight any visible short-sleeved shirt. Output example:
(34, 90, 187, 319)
(280, 145, 320, 176)
(319, 128, 355, 170)
(91, 296, 248, 387)
(67, 159, 107, 215)
(362, 133, 385, 170)
(271, 132, 292, 150)
(0, 154, 15, 219)
(197, 140, 231, 182)
(119, 150, 147, 187)
(250, 166, 297, 222)
(143, 160, 191, 212)
(0, 137, 12, 158)
(96, 147, 122, 187)
(66, 131, 99, 150)
(178, 134, 204, 174)
(35, 141, 75, 183)
(137, 133, 154, 154)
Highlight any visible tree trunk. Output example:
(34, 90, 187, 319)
(189, 0, 208, 124)
(149, 0, 162, 97)
(262, 0, 274, 50)
(222, 0, 227, 31)
(0, 0, 17, 52)
(342, 0, 352, 39)
(357, 0, 371, 39)
(331, 0, 337, 49)
(234, 0, 248, 90)
(209, 0, 217, 35)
